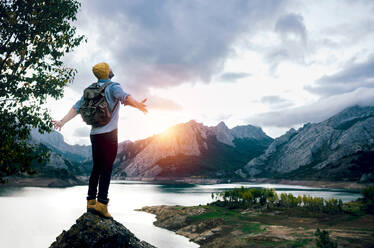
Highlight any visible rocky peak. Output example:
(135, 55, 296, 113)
(49, 212, 155, 248)
(211, 121, 235, 146)
(186, 119, 199, 126)
(30, 128, 91, 162)
(30, 128, 65, 146)
(210, 121, 272, 147)
(263, 127, 298, 156)
(325, 105, 374, 129)
(171, 119, 205, 134)
(231, 124, 271, 140)
(216, 121, 228, 129)
(123, 120, 206, 177)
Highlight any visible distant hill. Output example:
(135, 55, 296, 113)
(30, 128, 91, 163)
(112, 120, 273, 179)
(242, 105, 374, 183)
(28, 128, 92, 178)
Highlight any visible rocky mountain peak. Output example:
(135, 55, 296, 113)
(325, 105, 374, 129)
(216, 121, 228, 128)
(231, 124, 271, 140)
(210, 121, 272, 146)
(212, 121, 234, 146)
(30, 128, 65, 146)
(122, 120, 206, 177)
(186, 119, 199, 126)
(30, 128, 91, 162)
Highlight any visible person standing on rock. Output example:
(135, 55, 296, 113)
(52, 62, 148, 218)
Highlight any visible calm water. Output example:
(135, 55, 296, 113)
(0, 181, 361, 248)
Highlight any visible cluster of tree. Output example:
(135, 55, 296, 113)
(211, 187, 278, 209)
(360, 185, 374, 214)
(211, 186, 343, 214)
(314, 228, 338, 248)
(278, 193, 343, 214)
(0, 0, 85, 182)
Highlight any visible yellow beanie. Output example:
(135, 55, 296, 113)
(92, 62, 110, 79)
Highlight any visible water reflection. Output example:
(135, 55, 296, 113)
(0, 186, 29, 197)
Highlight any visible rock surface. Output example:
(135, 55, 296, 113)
(244, 105, 374, 181)
(49, 212, 155, 248)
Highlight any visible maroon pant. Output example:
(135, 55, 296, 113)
(87, 128, 118, 204)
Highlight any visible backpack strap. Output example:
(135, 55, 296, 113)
(111, 100, 119, 114)
(100, 81, 114, 92)
(100, 81, 119, 114)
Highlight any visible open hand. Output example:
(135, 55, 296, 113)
(139, 98, 148, 114)
(125, 95, 148, 114)
(52, 120, 64, 131)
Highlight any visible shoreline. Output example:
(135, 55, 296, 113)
(0, 176, 88, 188)
(122, 176, 371, 190)
(0, 175, 371, 190)
(247, 178, 371, 191)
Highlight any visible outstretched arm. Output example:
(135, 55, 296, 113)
(125, 95, 148, 114)
(52, 107, 78, 131)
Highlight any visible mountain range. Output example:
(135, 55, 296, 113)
(112, 120, 272, 179)
(30, 105, 374, 183)
(242, 105, 374, 182)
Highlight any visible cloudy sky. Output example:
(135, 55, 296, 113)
(49, 0, 374, 145)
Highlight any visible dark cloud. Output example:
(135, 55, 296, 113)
(305, 55, 374, 97)
(260, 95, 293, 108)
(73, 126, 90, 137)
(265, 13, 308, 72)
(218, 72, 251, 82)
(275, 13, 307, 43)
(67, 0, 289, 95)
(147, 96, 183, 111)
(247, 87, 374, 127)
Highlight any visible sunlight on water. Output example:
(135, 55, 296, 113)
(0, 181, 361, 248)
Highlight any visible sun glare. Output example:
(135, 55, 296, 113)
(160, 126, 177, 140)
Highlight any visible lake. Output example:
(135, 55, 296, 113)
(0, 181, 361, 248)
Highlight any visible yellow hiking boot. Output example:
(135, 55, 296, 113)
(89, 199, 112, 219)
(87, 199, 96, 211)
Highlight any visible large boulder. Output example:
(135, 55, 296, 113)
(50, 212, 155, 248)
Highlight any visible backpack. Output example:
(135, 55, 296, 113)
(79, 81, 119, 127)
